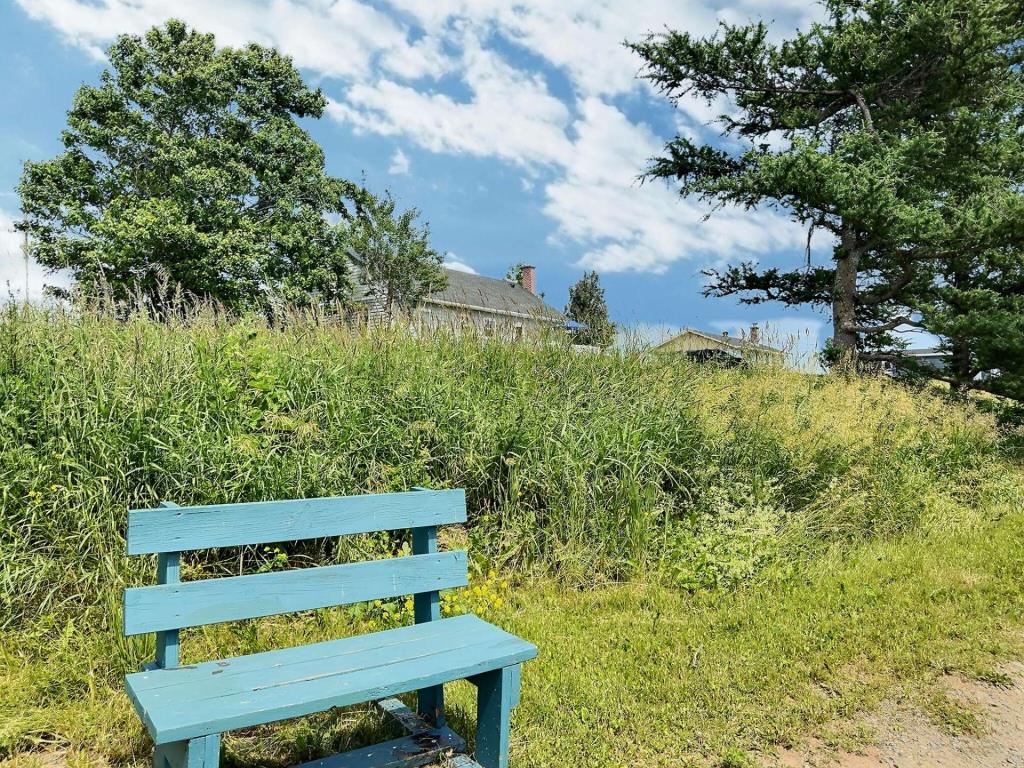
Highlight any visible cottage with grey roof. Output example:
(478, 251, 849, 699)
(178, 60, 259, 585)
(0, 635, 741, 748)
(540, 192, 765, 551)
(652, 325, 784, 365)
(358, 264, 566, 341)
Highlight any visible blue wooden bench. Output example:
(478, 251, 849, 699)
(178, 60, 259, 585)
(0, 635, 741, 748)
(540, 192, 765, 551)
(123, 489, 536, 768)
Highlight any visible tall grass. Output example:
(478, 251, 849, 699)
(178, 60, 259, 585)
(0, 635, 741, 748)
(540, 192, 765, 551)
(0, 302, 1013, 630)
(1, 303, 1022, 763)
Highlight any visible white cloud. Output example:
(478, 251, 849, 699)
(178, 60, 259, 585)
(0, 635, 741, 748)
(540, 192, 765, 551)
(386, 0, 818, 98)
(544, 98, 806, 274)
(388, 148, 410, 175)
(15, 0, 824, 276)
(443, 254, 476, 274)
(0, 209, 69, 301)
(13, 0, 415, 80)
(380, 33, 453, 80)
(329, 35, 573, 168)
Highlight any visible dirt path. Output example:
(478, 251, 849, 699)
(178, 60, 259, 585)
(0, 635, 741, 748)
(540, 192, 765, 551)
(771, 663, 1024, 768)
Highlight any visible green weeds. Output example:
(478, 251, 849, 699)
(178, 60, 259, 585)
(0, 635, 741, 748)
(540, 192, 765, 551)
(0, 305, 1021, 765)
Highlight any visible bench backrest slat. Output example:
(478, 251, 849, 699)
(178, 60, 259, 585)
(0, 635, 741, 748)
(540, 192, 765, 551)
(127, 489, 466, 555)
(124, 551, 467, 635)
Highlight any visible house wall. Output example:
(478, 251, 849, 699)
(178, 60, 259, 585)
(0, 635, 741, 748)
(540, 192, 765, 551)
(908, 354, 949, 372)
(414, 303, 559, 341)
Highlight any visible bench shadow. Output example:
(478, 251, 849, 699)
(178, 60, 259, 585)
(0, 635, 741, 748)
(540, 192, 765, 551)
(218, 691, 478, 768)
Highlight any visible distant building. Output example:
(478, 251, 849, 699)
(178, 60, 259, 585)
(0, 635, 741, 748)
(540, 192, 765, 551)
(357, 265, 565, 341)
(652, 325, 784, 366)
(878, 347, 952, 377)
(895, 347, 951, 372)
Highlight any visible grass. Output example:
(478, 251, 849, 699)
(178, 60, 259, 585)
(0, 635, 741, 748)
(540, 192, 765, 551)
(0, 303, 1022, 766)
(3, 511, 1022, 766)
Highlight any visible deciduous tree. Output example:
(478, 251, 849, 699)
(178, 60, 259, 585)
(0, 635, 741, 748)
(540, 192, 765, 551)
(18, 20, 363, 310)
(347, 191, 445, 322)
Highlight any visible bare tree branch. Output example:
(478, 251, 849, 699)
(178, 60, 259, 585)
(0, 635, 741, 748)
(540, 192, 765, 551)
(849, 89, 877, 135)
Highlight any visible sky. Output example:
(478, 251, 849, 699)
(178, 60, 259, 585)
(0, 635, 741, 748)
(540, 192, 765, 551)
(0, 0, 834, 360)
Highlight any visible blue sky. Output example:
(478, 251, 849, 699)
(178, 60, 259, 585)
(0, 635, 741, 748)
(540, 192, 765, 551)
(0, 0, 833, 358)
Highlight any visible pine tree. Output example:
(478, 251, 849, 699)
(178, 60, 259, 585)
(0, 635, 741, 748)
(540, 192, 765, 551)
(565, 272, 615, 348)
(630, 0, 1024, 368)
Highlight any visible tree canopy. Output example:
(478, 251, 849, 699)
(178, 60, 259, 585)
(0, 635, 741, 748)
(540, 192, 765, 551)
(18, 20, 364, 310)
(347, 191, 446, 322)
(630, 0, 1024, 391)
(566, 271, 615, 348)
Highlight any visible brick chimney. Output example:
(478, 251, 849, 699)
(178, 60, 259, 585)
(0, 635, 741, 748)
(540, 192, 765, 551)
(519, 265, 536, 294)
(749, 323, 760, 344)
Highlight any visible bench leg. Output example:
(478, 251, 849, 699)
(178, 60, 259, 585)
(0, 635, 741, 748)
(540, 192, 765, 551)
(153, 734, 220, 768)
(474, 665, 518, 768)
(417, 683, 445, 727)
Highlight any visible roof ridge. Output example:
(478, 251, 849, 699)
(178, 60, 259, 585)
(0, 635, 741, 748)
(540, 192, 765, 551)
(425, 266, 563, 321)
(654, 326, 783, 354)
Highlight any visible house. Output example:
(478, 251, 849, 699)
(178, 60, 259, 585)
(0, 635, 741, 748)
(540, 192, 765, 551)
(894, 347, 951, 372)
(652, 324, 784, 365)
(358, 264, 566, 340)
(878, 347, 952, 378)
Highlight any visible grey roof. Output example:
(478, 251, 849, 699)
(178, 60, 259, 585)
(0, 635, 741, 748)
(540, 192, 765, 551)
(654, 327, 783, 355)
(424, 267, 563, 322)
(902, 347, 950, 358)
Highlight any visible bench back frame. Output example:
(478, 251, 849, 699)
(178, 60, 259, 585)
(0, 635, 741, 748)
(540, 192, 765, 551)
(124, 488, 467, 674)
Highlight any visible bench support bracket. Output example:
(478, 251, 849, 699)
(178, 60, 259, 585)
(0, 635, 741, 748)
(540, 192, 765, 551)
(411, 487, 445, 728)
(154, 734, 219, 768)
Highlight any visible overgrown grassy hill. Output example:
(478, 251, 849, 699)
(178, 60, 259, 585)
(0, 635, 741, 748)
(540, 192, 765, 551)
(1, 306, 1021, 766)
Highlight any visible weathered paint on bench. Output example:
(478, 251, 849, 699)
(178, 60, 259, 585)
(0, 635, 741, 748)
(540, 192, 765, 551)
(123, 489, 534, 768)
(154, 501, 181, 671)
(126, 615, 533, 743)
(127, 489, 466, 554)
(124, 551, 468, 634)
(298, 697, 464, 768)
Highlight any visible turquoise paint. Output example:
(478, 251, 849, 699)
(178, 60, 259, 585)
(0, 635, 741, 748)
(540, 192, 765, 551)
(124, 551, 467, 635)
(124, 489, 533, 768)
(474, 666, 517, 768)
(126, 615, 536, 744)
(128, 489, 466, 554)
(154, 501, 181, 669)
(294, 725, 465, 768)
(412, 521, 445, 727)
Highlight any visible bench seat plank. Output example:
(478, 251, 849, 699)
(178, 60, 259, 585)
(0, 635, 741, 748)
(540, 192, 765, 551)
(125, 615, 537, 745)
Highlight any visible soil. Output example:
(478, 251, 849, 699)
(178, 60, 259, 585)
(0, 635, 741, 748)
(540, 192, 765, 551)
(769, 662, 1024, 768)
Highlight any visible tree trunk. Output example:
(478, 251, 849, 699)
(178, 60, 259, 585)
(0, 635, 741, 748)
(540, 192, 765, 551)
(947, 268, 973, 393)
(832, 224, 861, 366)
(949, 336, 973, 393)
